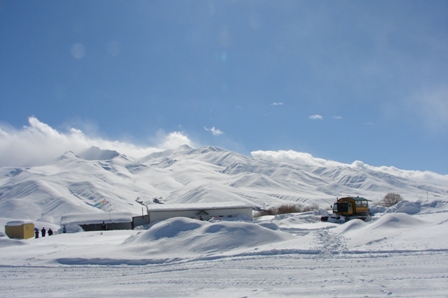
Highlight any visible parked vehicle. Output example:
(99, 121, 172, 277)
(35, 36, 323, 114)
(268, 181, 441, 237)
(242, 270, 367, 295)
(321, 196, 371, 223)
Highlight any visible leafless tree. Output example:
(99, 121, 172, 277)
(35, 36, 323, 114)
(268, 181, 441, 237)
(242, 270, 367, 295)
(254, 203, 319, 217)
(379, 193, 403, 207)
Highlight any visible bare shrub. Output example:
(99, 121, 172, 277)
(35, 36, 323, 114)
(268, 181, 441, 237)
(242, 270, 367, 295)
(377, 193, 403, 207)
(276, 204, 299, 214)
(255, 203, 319, 217)
(255, 208, 275, 217)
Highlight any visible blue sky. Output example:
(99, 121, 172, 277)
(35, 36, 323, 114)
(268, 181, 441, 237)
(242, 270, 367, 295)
(0, 0, 447, 174)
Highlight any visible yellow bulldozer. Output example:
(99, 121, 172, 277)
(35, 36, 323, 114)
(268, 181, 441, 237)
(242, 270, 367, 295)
(321, 196, 371, 222)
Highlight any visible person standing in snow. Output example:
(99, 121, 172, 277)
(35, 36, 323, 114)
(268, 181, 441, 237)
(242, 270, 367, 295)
(62, 225, 66, 233)
(101, 221, 106, 230)
(41, 227, 46, 237)
(34, 228, 39, 238)
(48, 228, 53, 236)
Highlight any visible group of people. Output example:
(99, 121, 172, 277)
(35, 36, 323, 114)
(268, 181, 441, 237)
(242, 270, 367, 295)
(34, 222, 106, 238)
(34, 227, 53, 238)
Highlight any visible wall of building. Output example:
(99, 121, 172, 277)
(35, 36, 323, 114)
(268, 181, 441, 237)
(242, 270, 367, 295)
(149, 210, 200, 223)
(79, 222, 133, 231)
(206, 207, 252, 219)
(148, 207, 253, 224)
(5, 223, 34, 239)
(132, 215, 149, 228)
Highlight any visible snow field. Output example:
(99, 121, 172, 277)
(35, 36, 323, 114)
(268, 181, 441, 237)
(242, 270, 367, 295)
(1, 200, 448, 297)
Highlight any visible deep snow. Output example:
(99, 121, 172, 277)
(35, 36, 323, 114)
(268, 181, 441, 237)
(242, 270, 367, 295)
(1, 200, 447, 297)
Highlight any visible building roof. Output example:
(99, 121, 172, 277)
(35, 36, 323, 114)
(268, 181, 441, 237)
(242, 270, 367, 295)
(341, 196, 369, 201)
(6, 220, 34, 226)
(146, 202, 252, 212)
(60, 212, 133, 225)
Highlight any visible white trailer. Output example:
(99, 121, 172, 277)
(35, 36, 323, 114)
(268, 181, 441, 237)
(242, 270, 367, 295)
(139, 202, 253, 226)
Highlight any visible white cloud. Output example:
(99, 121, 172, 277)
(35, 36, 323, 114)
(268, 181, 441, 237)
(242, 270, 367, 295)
(251, 150, 343, 168)
(71, 43, 86, 59)
(411, 85, 448, 130)
(252, 150, 447, 183)
(107, 40, 121, 56)
(204, 126, 224, 136)
(0, 117, 195, 167)
(333, 116, 342, 120)
(271, 102, 284, 106)
(157, 131, 194, 149)
(309, 114, 323, 120)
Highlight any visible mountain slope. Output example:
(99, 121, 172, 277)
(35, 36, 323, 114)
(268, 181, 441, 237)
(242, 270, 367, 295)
(0, 146, 446, 226)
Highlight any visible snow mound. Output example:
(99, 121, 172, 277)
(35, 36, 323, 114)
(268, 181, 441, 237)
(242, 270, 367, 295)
(369, 213, 425, 230)
(370, 200, 448, 217)
(394, 200, 422, 215)
(257, 222, 279, 230)
(272, 212, 320, 226)
(123, 217, 294, 255)
(132, 219, 202, 240)
(0, 236, 29, 248)
(333, 219, 368, 234)
(391, 200, 448, 215)
(369, 205, 388, 215)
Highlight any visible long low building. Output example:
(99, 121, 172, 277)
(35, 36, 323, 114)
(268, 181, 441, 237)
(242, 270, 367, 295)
(61, 212, 133, 231)
(134, 202, 253, 227)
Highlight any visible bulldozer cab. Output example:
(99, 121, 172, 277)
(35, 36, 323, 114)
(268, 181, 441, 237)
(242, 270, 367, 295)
(334, 196, 369, 216)
(333, 202, 353, 215)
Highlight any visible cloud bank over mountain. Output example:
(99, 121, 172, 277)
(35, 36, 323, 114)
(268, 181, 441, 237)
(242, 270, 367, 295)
(1, 117, 447, 184)
(0, 140, 446, 227)
(0, 117, 195, 167)
(251, 149, 446, 182)
(251, 150, 343, 168)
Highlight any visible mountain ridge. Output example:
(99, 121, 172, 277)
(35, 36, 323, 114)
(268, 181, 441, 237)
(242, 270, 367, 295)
(0, 146, 446, 226)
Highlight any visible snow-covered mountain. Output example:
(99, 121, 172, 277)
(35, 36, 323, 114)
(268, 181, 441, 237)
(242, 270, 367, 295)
(1, 145, 448, 296)
(0, 145, 447, 226)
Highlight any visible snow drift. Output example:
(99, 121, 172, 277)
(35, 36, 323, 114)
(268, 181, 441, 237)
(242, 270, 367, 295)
(123, 217, 295, 255)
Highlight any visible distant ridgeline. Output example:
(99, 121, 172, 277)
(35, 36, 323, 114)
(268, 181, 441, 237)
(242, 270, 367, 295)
(0, 145, 447, 227)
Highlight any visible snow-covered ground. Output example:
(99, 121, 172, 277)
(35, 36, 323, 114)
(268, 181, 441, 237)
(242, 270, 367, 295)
(1, 146, 447, 296)
(1, 200, 447, 297)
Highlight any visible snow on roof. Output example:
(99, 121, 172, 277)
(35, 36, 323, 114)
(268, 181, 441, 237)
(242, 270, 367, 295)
(60, 212, 133, 225)
(147, 202, 252, 212)
(341, 196, 368, 201)
(6, 220, 34, 226)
